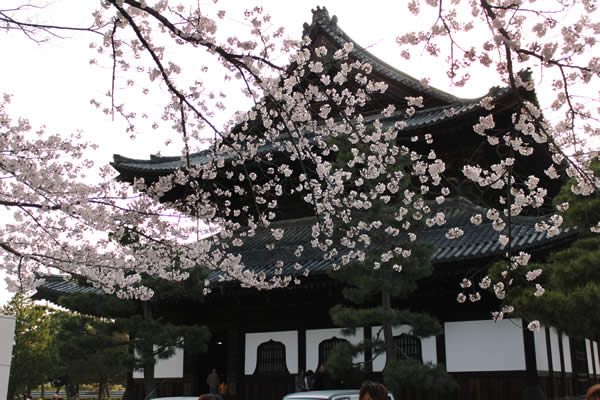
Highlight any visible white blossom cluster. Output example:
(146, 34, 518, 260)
(398, 1, 599, 331)
(1, 1, 598, 335)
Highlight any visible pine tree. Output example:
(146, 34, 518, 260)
(51, 312, 130, 400)
(508, 238, 600, 338)
(2, 295, 58, 400)
(507, 158, 600, 338)
(57, 266, 210, 400)
(324, 134, 455, 396)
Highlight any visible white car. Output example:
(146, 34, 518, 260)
(283, 389, 394, 400)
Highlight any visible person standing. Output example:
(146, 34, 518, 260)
(295, 369, 307, 392)
(206, 368, 220, 396)
(313, 365, 325, 390)
(218, 379, 228, 399)
(305, 370, 315, 391)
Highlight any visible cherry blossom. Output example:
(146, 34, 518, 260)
(527, 320, 541, 332)
(0, 0, 598, 328)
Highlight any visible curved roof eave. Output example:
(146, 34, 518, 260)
(32, 197, 578, 298)
(303, 7, 468, 105)
(110, 85, 512, 176)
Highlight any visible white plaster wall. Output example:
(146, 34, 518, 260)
(445, 319, 526, 372)
(594, 342, 600, 377)
(133, 346, 184, 379)
(371, 325, 437, 372)
(549, 328, 561, 372)
(0, 315, 16, 400)
(562, 334, 572, 373)
(534, 328, 549, 371)
(587, 339, 594, 375)
(306, 328, 363, 372)
(245, 331, 298, 375)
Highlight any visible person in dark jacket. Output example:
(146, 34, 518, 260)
(206, 368, 220, 395)
(305, 370, 315, 390)
(295, 369, 307, 391)
(314, 365, 331, 390)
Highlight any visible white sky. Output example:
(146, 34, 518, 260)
(0, 0, 534, 306)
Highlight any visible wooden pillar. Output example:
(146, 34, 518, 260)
(299, 329, 306, 372)
(570, 337, 590, 396)
(522, 321, 545, 400)
(364, 326, 372, 373)
(558, 331, 567, 397)
(436, 332, 446, 367)
(591, 338, 600, 381)
(544, 327, 555, 399)
(226, 327, 242, 400)
(240, 331, 246, 400)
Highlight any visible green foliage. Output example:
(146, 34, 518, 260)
(117, 314, 210, 364)
(510, 236, 600, 337)
(498, 160, 600, 338)
(326, 131, 453, 394)
(331, 241, 434, 304)
(394, 310, 442, 338)
(545, 237, 600, 289)
(553, 158, 600, 230)
(58, 292, 210, 366)
(3, 294, 58, 400)
(3, 294, 144, 400)
(52, 313, 130, 399)
(325, 341, 363, 380)
(55, 256, 210, 400)
(330, 305, 397, 328)
(382, 360, 457, 395)
(330, 306, 441, 338)
(56, 283, 209, 400)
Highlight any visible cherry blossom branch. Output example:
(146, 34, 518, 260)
(110, 19, 119, 122)
(558, 66, 580, 155)
(0, 199, 60, 210)
(478, 0, 594, 185)
(115, 0, 285, 74)
(179, 99, 191, 169)
(0, 10, 103, 41)
(516, 48, 594, 73)
(107, 0, 224, 139)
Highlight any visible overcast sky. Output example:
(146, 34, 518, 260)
(0, 0, 504, 306)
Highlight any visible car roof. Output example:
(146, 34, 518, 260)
(283, 390, 359, 399)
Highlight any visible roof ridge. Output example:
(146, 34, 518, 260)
(302, 7, 464, 104)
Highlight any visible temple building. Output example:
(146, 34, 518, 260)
(35, 7, 599, 400)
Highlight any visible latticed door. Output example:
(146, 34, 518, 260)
(255, 339, 289, 374)
(394, 333, 422, 362)
(244, 339, 293, 400)
(318, 337, 349, 369)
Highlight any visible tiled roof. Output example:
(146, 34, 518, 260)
(35, 275, 105, 297)
(376, 89, 512, 133)
(303, 7, 461, 104)
(204, 200, 575, 282)
(111, 88, 510, 176)
(111, 7, 515, 177)
(34, 200, 576, 298)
